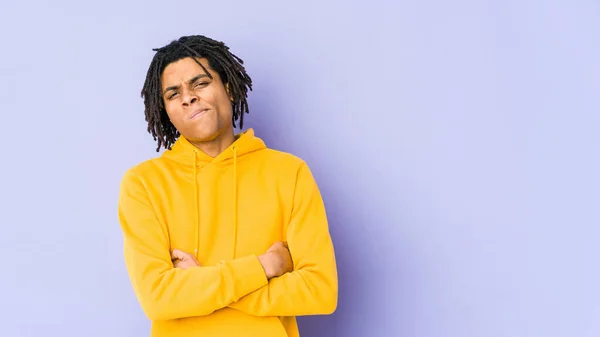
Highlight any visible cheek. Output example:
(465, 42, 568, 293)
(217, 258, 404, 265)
(201, 86, 229, 107)
(164, 103, 184, 124)
(200, 91, 219, 106)
(212, 93, 233, 116)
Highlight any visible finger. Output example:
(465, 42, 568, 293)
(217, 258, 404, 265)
(171, 249, 185, 260)
(174, 260, 188, 269)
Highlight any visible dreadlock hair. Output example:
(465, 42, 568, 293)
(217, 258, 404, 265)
(141, 35, 253, 152)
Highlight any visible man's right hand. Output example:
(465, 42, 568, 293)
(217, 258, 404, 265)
(258, 241, 293, 279)
(171, 249, 201, 270)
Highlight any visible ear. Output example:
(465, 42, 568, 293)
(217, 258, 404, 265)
(225, 83, 234, 102)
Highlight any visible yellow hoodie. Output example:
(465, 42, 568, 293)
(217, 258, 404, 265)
(117, 129, 338, 337)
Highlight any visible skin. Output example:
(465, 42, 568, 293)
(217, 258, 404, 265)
(161, 57, 293, 277)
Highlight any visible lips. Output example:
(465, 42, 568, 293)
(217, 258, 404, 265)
(189, 108, 208, 120)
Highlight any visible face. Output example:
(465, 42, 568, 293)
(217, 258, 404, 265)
(161, 57, 233, 143)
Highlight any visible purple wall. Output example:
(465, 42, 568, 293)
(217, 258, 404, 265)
(0, 1, 598, 336)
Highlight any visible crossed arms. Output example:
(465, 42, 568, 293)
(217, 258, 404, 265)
(118, 163, 338, 321)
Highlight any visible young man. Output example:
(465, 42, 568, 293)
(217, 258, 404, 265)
(117, 35, 338, 337)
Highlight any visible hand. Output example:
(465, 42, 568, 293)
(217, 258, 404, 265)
(171, 249, 200, 270)
(258, 241, 293, 279)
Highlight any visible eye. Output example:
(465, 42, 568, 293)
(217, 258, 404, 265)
(168, 92, 178, 99)
(194, 82, 208, 88)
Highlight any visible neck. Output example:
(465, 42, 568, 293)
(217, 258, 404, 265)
(189, 130, 236, 158)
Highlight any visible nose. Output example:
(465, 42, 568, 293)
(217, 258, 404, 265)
(181, 89, 199, 107)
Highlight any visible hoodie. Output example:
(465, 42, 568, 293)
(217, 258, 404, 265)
(117, 129, 338, 337)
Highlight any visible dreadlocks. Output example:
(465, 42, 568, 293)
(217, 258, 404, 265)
(141, 35, 253, 152)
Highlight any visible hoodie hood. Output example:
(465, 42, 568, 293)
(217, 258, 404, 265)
(162, 128, 267, 167)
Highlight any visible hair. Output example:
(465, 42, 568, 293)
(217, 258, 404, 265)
(141, 35, 253, 151)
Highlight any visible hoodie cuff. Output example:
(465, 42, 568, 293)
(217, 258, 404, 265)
(229, 255, 269, 299)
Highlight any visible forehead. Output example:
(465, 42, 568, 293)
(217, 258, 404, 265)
(161, 57, 214, 88)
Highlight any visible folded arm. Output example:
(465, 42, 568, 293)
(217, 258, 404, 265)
(229, 163, 338, 316)
(118, 170, 268, 321)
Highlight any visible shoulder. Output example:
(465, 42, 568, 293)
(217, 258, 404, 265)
(254, 149, 319, 187)
(119, 157, 166, 187)
(258, 148, 309, 171)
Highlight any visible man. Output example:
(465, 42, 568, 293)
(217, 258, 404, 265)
(117, 35, 338, 337)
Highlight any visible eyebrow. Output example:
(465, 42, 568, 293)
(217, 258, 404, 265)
(163, 73, 210, 96)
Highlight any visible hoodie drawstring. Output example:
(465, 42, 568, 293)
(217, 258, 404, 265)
(232, 146, 238, 258)
(193, 150, 199, 258)
(191, 146, 238, 260)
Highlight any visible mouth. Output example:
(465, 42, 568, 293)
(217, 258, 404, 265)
(189, 108, 209, 120)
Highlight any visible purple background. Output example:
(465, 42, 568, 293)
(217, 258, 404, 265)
(0, 1, 598, 336)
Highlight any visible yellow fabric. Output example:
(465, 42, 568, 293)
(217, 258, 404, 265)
(118, 129, 338, 337)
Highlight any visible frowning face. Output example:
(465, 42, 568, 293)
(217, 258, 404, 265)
(161, 57, 233, 143)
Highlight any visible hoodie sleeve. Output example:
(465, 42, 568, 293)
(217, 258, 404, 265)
(118, 169, 268, 321)
(229, 162, 338, 316)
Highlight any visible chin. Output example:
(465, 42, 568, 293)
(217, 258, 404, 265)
(185, 126, 222, 142)
(187, 132, 219, 143)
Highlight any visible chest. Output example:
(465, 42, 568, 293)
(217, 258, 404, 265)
(151, 165, 293, 265)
